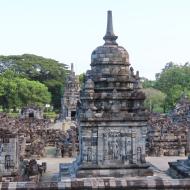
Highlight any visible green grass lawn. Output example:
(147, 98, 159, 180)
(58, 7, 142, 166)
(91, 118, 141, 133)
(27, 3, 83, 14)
(43, 112, 59, 120)
(7, 112, 19, 118)
(0, 109, 58, 120)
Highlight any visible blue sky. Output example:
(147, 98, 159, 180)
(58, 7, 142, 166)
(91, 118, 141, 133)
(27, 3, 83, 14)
(0, 0, 190, 79)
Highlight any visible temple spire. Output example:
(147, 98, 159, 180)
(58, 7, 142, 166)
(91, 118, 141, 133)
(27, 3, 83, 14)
(71, 63, 74, 73)
(103, 10, 118, 45)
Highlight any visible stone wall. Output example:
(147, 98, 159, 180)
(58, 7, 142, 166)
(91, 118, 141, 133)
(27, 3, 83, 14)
(1, 178, 190, 189)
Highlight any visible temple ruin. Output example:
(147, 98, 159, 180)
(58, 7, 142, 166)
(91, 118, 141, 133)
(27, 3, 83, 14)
(61, 63, 80, 121)
(76, 11, 153, 177)
(146, 95, 190, 157)
(20, 106, 43, 119)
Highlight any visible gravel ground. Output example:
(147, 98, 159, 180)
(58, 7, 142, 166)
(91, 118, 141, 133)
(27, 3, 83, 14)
(146, 156, 187, 171)
(37, 146, 74, 181)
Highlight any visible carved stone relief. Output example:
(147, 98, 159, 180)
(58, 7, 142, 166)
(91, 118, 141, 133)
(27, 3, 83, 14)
(102, 128, 132, 163)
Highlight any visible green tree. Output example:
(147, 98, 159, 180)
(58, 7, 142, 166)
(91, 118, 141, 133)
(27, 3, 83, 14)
(155, 63, 190, 110)
(0, 54, 68, 110)
(78, 73, 85, 87)
(165, 85, 190, 109)
(141, 88, 166, 113)
(141, 77, 156, 88)
(0, 70, 51, 111)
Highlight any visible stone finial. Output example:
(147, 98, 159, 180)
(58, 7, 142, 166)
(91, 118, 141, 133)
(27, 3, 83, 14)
(103, 10, 118, 45)
(71, 63, 74, 73)
(136, 71, 139, 79)
(130, 67, 134, 76)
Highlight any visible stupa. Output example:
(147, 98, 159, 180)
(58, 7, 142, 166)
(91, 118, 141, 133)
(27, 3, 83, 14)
(77, 11, 153, 177)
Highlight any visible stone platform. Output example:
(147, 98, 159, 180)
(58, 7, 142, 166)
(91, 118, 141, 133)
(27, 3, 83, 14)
(1, 178, 190, 189)
(77, 163, 153, 178)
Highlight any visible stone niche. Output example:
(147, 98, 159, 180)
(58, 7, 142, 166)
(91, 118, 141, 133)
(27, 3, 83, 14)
(76, 11, 153, 177)
(20, 106, 43, 119)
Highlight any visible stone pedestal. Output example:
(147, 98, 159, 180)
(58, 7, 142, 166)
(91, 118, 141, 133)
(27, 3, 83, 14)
(77, 164, 153, 178)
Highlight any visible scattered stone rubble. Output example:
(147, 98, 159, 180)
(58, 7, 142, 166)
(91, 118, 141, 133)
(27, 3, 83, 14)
(18, 158, 46, 182)
(170, 95, 190, 123)
(53, 125, 79, 158)
(0, 112, 79, 181)
(147, 114, 188, 156)
(146, 96, 190, 157)
(0, 113, 50, 158)
(167, 96, 190, 178)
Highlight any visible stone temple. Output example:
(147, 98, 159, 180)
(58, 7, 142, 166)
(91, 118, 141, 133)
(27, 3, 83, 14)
(77, 11, 153, 177)
(61, 63, 80, 121)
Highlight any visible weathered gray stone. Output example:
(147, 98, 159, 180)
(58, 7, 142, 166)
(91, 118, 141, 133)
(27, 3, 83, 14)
(61, 63, 80, 121)
(147, 95, 190, 157)
(76, 11, 153, 177)
(2, 179, 190, 189)
(168, 156, 190, 178)
(20, 106, 43, 119)
(0, 130, 20, 177)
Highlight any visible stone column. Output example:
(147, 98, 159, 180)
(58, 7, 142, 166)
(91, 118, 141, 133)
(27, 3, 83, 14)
(141, 126, 147, 163)
(126, 136, 131, 164)
(131, 130, 137, 164)
(121, 136, 125, 162)
(98, 128, 104, 165)
(91, 128, 98, 164)
(186, 128, 190, 155)
(68, 110, 71, 118)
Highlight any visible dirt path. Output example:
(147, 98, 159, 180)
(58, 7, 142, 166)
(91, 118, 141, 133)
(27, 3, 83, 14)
(38, 146, 74, 181)
(146, 156, 187, 171)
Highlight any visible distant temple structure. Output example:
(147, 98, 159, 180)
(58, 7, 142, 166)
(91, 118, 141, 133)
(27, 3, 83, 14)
(76, 11, 152, 177)
(61, 63, 80, 121)
(20, 106, 43, 119)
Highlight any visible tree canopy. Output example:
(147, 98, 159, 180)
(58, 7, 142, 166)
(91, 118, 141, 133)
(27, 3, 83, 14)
(0, 70, 51, 111)
(0, 54, 68, 110)
(141, 77, 156, 88)
(141, 62, 190, 112)
(78, 73, 85, 87)
(141, 88, 166, 113)
(155, 62, 190, 110)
